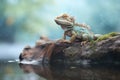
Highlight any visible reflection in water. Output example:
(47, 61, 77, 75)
(19, 63, 120, 80)
(0, 60, 46, 80)
(1, 60, 120, 80)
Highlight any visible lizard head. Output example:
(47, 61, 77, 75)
(54, 13, 75, 26)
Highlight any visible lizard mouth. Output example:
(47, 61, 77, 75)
(54, 19, 73, 26)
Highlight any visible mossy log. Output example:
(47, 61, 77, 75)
(19, 32, 120, 64)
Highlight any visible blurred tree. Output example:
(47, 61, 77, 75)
(0, 0, 52, 43)
(0, 0, 16, 42)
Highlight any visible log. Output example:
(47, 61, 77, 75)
(19, 32, 120, 64)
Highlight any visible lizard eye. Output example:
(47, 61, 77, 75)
(62, 13, 69, 18)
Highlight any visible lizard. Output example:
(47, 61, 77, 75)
(54, 13, 101, 43)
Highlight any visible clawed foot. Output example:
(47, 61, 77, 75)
(57, 39, 71, 43)
(61, 39, 71, 43)
(81, 41, 88, 46)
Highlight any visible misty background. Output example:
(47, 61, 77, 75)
(0, 0, 120, 59)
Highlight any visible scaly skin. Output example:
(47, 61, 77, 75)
(54, 13, 101, 43)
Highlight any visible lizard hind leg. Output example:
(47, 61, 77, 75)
(82, 34, 89, 41)
(81, 34, 91, 45)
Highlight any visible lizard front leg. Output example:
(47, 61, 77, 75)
(57, 31, 68, 43)
(63, 31, 66, 40)
(70, 31, 77, 42)
(62, 31, 71, 43)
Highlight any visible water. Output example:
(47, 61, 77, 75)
(1, 60, 120, 80)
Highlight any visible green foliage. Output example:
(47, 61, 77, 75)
(0, 0, 53, 42)
(5, 0, 51, 32)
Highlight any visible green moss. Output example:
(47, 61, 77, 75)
(108, 32, 118, 36)
(89, 40, 96, 45)
(96, 32, 118, 42)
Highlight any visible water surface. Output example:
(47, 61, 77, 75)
(0, 60, 120, 80)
